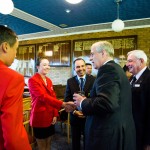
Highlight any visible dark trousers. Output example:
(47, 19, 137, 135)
(71, 122, 85, 150)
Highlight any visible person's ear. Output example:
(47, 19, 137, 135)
(101, 50, 105, 56)
(139, 58, 144, 63)
(1, 42, 9, 53)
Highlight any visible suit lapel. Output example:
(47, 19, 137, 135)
(36, 73, 51, 93)
(84, 75, 91, 92)
(74, 75, 90, 92)
(74, 76, 81, 91)
(74, 75, 93, 92)
(46, 78, 53, 93)
(136, 68, 149, 84)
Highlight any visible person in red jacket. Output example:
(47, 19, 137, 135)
(0, 25, 31, 149)
(28, 57, 75, 150)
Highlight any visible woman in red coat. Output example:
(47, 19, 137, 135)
(28, 57, 63, 150)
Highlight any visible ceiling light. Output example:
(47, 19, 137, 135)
(65, 9, 71, 13)
(112, 0, 124, 32)
(65, 0, 83, 4)
(0, 0, 14, 15)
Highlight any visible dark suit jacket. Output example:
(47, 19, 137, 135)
(64, 74, 95, 125)
(131, 67, 150, 150)
(81, 61, 136, 150)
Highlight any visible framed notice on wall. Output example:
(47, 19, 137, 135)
(9, 44, 35, 76)
(37, 41, 71, 66)
(73, 35, 137, 67)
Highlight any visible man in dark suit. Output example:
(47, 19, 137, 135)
(73, 41, 136, 150)
(127, 50, 150, 150)
(64, 58, 95, 150)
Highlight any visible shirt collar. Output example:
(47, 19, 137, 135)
(77, 74, 86, 81)
(103, 59, 113, 65)
(135, 66, 147, 80)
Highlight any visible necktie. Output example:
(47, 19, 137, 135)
(130, 76, 136, 86)
(80, 78, 84, 91)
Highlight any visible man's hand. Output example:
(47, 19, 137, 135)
(73, 93, 86, 107)
(62, 101, 76, 112)
(74, 110, 85, 118)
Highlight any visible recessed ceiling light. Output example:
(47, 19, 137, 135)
(65, 0, 83, 4)
(65, 9, 71, 13)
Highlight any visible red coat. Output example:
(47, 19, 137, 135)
(28, 73, 63, 127)
(0, 60, 31, 150)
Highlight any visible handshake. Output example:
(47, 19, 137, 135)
(61, 93, 86, 112)
(62, 101, 76, 112)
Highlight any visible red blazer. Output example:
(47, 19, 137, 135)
(0, 61, 31, 150)
(28, 73, 63, 127)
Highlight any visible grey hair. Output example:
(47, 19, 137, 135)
(93, 41, 114, 57)
(127, 50, 147, 63)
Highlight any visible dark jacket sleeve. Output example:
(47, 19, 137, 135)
(82, 64, 121, 116)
